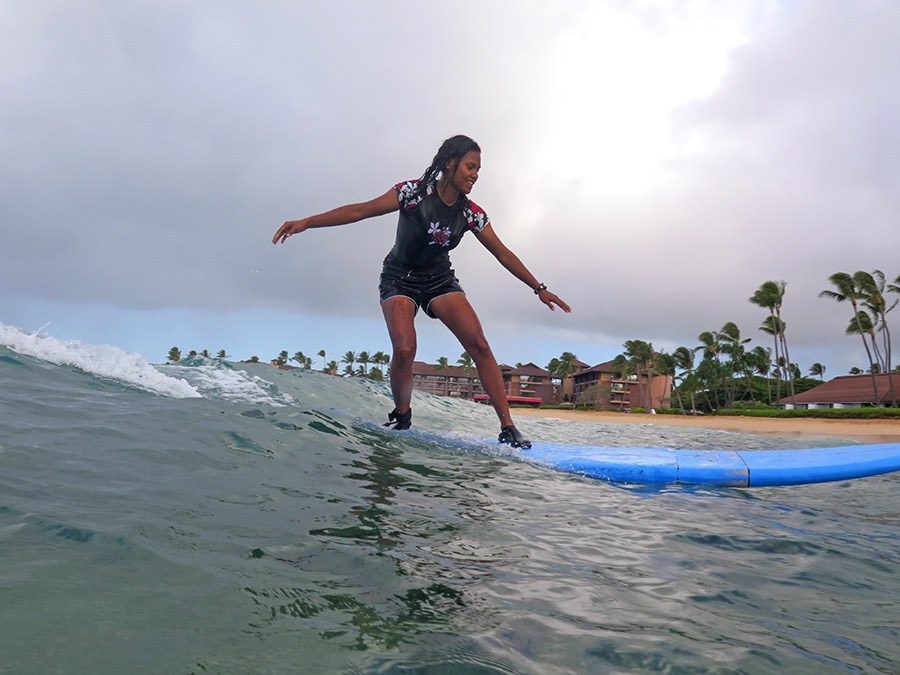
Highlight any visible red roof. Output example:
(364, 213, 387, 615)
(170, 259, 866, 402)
(778, 374, 900, 405)
(574, 359, 619, 376)
(508, 362, 550, 377)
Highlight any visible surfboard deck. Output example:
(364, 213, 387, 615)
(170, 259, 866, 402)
(504, 441, 900, 487)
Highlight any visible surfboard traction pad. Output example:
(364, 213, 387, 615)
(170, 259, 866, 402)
(513, 442, 900, 487)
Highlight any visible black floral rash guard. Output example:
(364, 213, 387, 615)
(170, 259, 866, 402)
(381, 179, 490, 281)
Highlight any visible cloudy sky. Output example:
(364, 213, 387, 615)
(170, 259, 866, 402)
(2, 0, 898, 374)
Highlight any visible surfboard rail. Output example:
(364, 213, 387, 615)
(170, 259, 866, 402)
(514, 442, 900, 487)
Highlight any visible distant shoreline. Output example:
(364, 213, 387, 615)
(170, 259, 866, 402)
(511, 408, 900, 444)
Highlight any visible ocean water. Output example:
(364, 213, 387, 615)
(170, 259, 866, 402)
(1, 322, 897, 674)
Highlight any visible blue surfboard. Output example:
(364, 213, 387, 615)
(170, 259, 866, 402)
(510, 442, 900, 487)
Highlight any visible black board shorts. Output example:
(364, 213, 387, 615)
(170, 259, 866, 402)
(379, 270, 464, 319)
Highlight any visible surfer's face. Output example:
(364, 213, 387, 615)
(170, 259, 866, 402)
(447, 151, 480, 195)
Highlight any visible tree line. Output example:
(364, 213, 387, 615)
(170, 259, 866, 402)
(164, 270, 898, 409)
(563, 271, 899, 411)
(167, 348, 228, 361)
(165, 346, 394, 380)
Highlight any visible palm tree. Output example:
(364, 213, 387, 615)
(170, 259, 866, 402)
(620, 339, 656, 412)
(200, 349, 210, 358)
(718, 321, 753, 405)
(436, 356, 450, 370)
(891, 274, 900, 397)
(672, 346, 697, 413)
(357, 351, 371, 377)
(342, 351, 357, 375)
(248, 355, 260, 363)
(371, 351, 389, 378)
(167, 346, 181, 363)
(292, 351, 307, 367)
(559, 352, 580, 377)
(820, 271, 879, 402)
(655, 352, 676, 410)
(845, 310, 882, 368)
(548, 352, 578, 380)
(856, 270, 896, 405)
(326, 360, 338, 374)
(318, 349, 326, 370)
(696, 329, 722, 363)
(216, 349, 229, 359)
(547, 358, 561, 375)
(547, 351, 581, 393)
(856, 270, 894, 369)
(694, 330, 725, 409)
(888, 274, 900, 297)
(275, 350, 289, 366)
(808, 362, 826, 380)
(457, 352, 474, 369)
(758, 315, 786, 400)
(750, 280, 794, 403)
(750, 345, 773, 404)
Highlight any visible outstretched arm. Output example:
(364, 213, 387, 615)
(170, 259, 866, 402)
(474, 224, 572, 313)
(272, 189, 400, 244)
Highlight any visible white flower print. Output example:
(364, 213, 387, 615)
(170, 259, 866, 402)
(427, 221, 451, 247)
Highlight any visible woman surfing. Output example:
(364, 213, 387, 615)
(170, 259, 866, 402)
(273, 135, 571, 448)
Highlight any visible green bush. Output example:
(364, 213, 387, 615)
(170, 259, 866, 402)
(631, 407, 646, 414)
(731, 400, 778, 410)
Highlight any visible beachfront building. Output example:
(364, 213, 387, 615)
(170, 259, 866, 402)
(572, 359, 673, 411)
(412, 358, 679, 409)
(411, 360, 563, 405)
(411, 361, 485, 400)
(778, 373, 900, 409)
(504, 362, 559, 404)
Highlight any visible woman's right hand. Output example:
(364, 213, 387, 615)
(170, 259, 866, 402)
(272, 219, 308, 245)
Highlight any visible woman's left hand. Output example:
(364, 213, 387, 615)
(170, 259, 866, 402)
(538, 289, 571, 313)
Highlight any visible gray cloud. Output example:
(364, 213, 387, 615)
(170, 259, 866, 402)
(2, 1, 898, 372)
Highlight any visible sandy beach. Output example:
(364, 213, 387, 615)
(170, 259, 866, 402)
(512, 408, 900, 444)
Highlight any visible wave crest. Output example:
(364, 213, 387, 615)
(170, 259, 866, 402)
(0, 322, 201, 399)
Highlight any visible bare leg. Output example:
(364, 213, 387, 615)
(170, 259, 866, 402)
(381, 296, 418, 414)
(429, 293, 514, 428)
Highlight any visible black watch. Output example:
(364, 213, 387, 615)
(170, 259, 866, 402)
(534, 283, 547, 295)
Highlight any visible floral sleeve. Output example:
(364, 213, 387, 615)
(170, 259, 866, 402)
(393, 179, 438, 211)
(393, 180, 421, 211)
(464, 201, 490, 233)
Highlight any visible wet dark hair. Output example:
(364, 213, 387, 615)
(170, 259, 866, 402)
(414, 135, 481, 198)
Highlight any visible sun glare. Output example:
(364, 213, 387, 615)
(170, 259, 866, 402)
(534, 4, 754, 199)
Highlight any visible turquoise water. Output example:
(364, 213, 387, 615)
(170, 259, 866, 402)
(1, 323, 898, 674)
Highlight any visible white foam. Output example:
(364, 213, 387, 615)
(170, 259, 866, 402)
(161, 362, 295, 407)
(0, 322, 201, 399)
